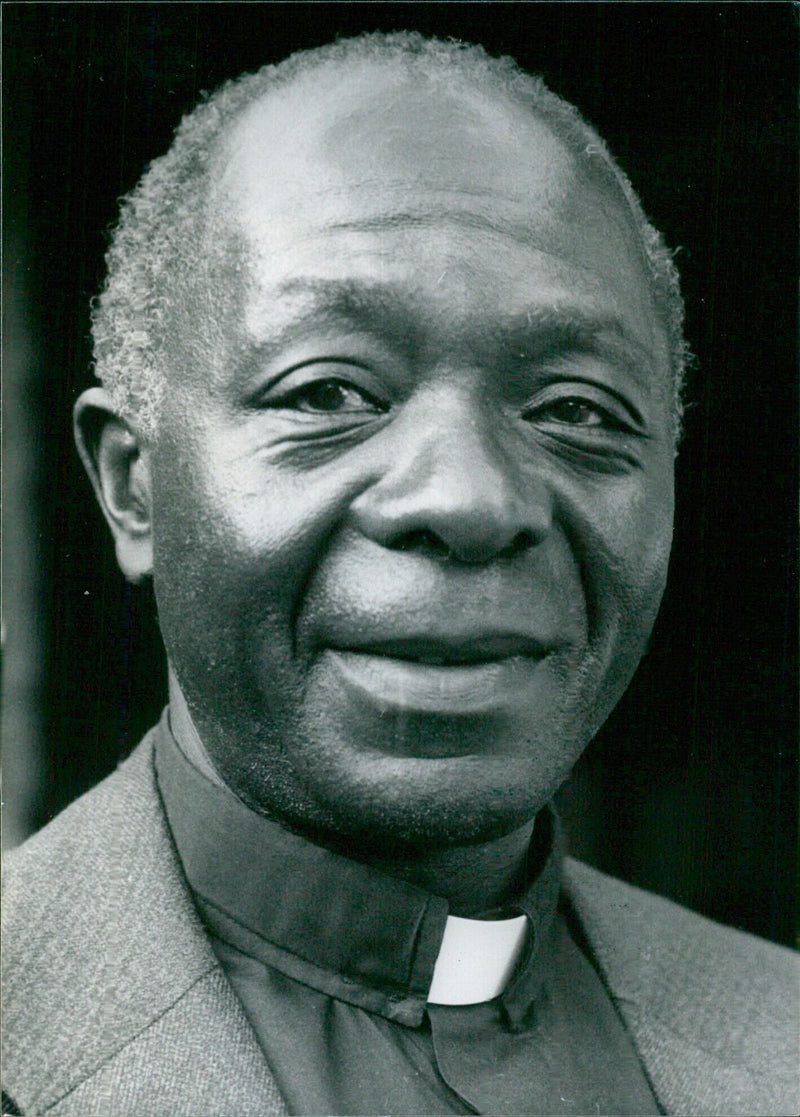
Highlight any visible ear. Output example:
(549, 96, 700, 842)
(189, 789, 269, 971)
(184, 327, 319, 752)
(74, 387, 154, 583)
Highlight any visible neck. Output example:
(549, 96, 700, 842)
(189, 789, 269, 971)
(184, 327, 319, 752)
(168, 671, 225, 785)
(358, 821, 537, 917)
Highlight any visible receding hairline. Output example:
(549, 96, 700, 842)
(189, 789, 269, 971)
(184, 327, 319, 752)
(206, 51, 642, 252)
(214, 46, 567, 151)
(202, 56, 658, 320)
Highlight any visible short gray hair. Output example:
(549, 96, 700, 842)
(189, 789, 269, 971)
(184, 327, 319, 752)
(91, 30, 689, 440)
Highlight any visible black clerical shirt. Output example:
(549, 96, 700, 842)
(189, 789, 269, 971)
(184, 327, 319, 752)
(155, 718, 659, 1116)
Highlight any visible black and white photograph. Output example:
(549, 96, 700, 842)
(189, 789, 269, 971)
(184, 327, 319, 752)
(3, 4, 798, 1114)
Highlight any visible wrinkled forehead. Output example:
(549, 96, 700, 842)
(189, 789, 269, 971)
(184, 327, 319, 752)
(207, 59, 648, 275)
(215, 61, 574, 215)
(171, 58, 667, 395)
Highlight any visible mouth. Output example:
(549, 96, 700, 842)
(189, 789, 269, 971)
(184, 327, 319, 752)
(335, 634, 546, 666)
(322, 635, 551, 716)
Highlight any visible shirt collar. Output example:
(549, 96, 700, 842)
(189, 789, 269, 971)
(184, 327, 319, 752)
(154, 709, 563, 1028)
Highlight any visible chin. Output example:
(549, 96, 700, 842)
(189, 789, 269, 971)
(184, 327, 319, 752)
(204, 692, 591, 850)
(286, 749, 575, 850)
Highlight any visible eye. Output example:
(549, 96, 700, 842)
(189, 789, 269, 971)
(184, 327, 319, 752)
(523, 389, 637, 434)
(534, 397, 608, 428)
(273, 377, 386, 415)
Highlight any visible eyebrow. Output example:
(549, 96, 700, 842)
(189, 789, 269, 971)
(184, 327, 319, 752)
(240, 276, 655, 390)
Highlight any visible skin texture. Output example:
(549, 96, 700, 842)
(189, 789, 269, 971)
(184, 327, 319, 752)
(77, 61, 675, 912)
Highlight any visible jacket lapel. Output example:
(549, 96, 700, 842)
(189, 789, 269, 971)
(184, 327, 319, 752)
(3, 729, 287, 1115)
(48, 968, 287, 1116)
(563, 858, 797, 1117)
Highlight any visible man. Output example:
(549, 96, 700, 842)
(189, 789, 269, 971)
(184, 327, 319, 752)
(3, 31, 797, 1117)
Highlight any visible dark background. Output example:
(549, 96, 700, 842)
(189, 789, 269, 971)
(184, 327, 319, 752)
(4, 3, 797, 946)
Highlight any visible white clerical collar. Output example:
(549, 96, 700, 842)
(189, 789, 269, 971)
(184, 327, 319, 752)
(427, 912, 529, 1005)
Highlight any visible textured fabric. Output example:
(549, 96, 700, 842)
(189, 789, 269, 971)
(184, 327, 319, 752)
(562, 860, 800, 1117)
(47, 971, 284, 1117)
(156, 717, 658, 1115)
(2, 728, 287, 1117)
(2, 726, 798, 1116)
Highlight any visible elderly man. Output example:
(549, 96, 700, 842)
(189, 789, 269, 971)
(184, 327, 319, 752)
(3, 31, 797, 1117)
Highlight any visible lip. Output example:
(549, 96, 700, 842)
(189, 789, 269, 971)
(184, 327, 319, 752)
(324, 641, 550, 715)
(334, 634, 546, 666)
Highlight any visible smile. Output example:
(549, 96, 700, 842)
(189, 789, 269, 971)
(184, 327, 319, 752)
(324, 637, 549, 715)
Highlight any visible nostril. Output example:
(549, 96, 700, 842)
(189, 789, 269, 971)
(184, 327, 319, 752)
(385, 527, 537, 563)
(498, 529, 537, 559)
(387, 528, 452, 559)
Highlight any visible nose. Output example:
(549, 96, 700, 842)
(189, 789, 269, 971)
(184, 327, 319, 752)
(349, 390, 551, 564)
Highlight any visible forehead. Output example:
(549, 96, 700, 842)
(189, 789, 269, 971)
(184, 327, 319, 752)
(193, 60, 665, 380)
(216, 61, 576, 215)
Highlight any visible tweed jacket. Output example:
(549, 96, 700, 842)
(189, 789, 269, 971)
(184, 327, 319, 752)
(3, 727, 798, 1117)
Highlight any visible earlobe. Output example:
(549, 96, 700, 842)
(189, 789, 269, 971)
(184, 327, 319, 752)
(73, 387, 154, 583)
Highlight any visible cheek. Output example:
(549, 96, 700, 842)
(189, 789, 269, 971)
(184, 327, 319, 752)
(148, 429, 370, 672)
(554, 474, 673, 738)
(571, 473, 674, 654)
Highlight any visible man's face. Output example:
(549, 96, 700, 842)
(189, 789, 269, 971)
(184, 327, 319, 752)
(148, 63, 675, 847)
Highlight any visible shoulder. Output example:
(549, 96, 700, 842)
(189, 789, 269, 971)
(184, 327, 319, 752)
(4, 730, 161, 900)
(2, 729, 191, 965)
(563, 856, 798, 990)
(2, 729, 221, 1114)
(563, 858, 799, 1116)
